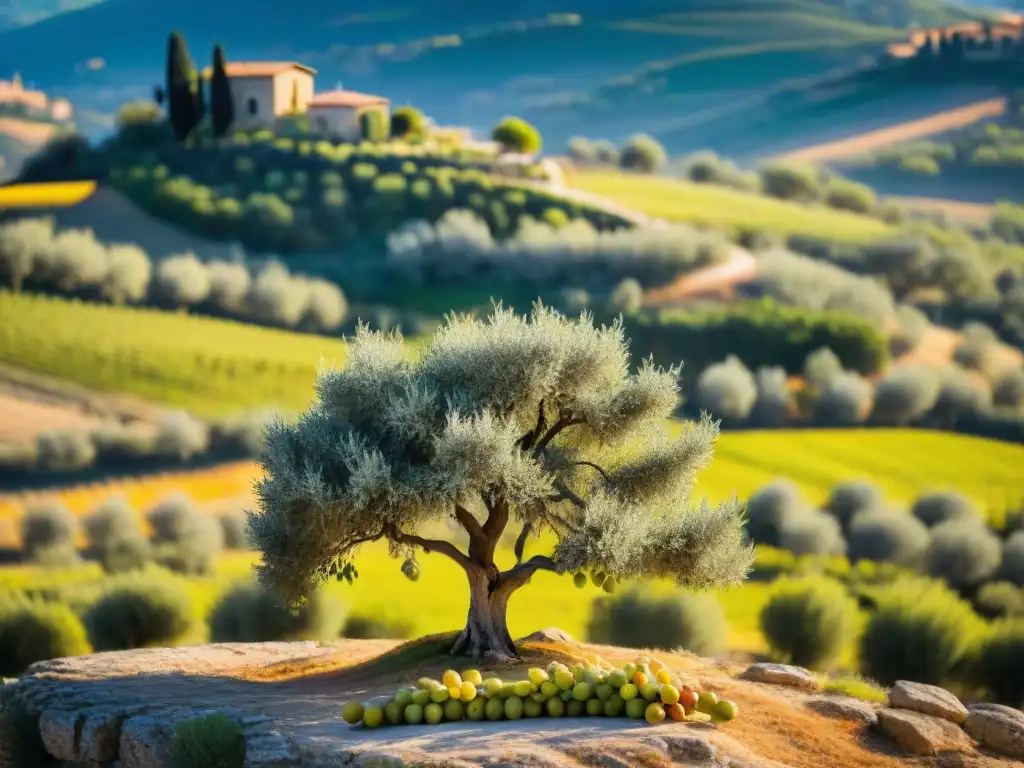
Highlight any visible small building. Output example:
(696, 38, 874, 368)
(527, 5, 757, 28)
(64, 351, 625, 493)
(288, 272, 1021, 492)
(203, 61, 317, 130)
(305, 90, 390, 142)
(0, 73, 73, 121)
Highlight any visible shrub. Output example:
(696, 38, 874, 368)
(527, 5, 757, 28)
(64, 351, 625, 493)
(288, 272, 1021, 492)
(84, 575, 196, 651)
(247, 262, 309, 328)
(759, 577, 857, 670)
(0, 600, 91, 676)
(208, 411, 275, 457)
(102, 244, 152, 304)
(43, 228, 109, 292)
(154, 251, 210, 308)
(146, 493, 223, 575)
(84, 496, 151, 573)
(218, 512, 250, 550)
(802, 346, 842, 394)
(858, 578, 983, 686)
(359, 108, 389, 142)
(567, 136, 595, 163)
(823, 178, 876, 214)
(779, 512, 847, 557)
(303, 278, 348, 331)
(587, 589, 726, 656)
(341, 614, 414, 640)
(170, 712, 246, 768)
(745, 480, 809, 547)
(35, 429, 96, 471)
(152, 411, 210, 462)
(1000, 530, 1024, 586)
(90, 422, 156, 462)
(19, 501, 77, 562)
(207, 583, 346, 642)
(911, 491, 978, 528)
(206, 261, 251, 312)
(389, 106, 426, 139)
(695, 355, 757, 422)
(607, 277, 643, 315)
(860, 238, 937, 302)
(591, 140, 619, 165)
(952, 329, 996, 373)
(870, 366, 941, 426)
(619, 134, 666, 173)
(813, 372, 873, 426)
(890, 303, 930, 356)
(974, 581, 1024, 619)
(930, 366, 991, 426)
(966, 621, 1024, 706)
(491, 116, 541, 154)
(924, 519, 1002, 589)
(0, 216, 54, 292)
(758, 162, 819, 202)
(824, 481, 885, 532)
(847, 511, 929, 568)
(750, 365, 792, 426)
(992, 367, 1024, 412)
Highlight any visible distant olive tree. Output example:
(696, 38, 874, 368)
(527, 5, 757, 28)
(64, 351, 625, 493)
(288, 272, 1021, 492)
(492, 117, 542, 155)
(814, 372, 872, 426)
(247, 304, 753, 658)
(0, 216, 55, 292)
(870, 366, 941, 426)
(154, 251, 210, 308)
(695, 355, 757, 423)
(619, 134, 666, 173)
(101, 244, 152, 304)
(206, 260, 251, 312)
(751, 366, 792, 427)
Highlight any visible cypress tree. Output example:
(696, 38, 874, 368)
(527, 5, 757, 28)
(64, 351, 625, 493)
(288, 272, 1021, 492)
(210, 45, 234, 138)
(166, 31, 199, 141)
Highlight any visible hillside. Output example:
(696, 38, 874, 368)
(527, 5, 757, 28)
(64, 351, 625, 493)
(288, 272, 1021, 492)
(0, 0, 992, 153)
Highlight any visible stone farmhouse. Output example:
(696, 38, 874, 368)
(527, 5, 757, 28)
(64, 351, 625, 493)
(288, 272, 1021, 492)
(0, 73, 73, 121)
(200, 61, 389, 142)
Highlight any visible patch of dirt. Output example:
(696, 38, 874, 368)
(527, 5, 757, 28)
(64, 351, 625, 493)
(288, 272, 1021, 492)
(894, 325, 1023, 382)
(644, 248, 758, 306)
(889, 197, 994, 225)
(776, 98, 1006, 164)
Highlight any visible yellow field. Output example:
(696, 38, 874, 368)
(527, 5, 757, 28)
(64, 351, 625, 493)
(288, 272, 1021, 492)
(568, 170, 894, 244)
(0, 181, 97, 208)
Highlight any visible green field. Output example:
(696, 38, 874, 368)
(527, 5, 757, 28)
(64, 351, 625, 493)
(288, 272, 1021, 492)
(568, 170, 895, 243)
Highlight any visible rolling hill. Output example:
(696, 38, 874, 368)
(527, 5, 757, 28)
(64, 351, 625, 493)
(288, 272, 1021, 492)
(0, 0, 995, 155)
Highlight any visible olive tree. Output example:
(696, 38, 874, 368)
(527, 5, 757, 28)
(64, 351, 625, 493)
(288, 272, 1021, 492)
(248, 304, 753, 659)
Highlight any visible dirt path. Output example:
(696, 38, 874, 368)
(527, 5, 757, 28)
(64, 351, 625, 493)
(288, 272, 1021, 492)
(645, 247, 758, 306)
(776, 97, 1007, 164)
(890, 196, 994, 224)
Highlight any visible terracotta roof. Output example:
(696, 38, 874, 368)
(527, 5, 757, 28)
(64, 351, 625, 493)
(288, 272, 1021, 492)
(201, 61, 317, 78)
(307, 90, 390, 108)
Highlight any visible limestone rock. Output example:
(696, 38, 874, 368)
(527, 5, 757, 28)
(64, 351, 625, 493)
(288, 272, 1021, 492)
(739, 663, 821, 691)
(519, 627, 574, 644)
(888, 680, 967, 724)
(80, 707, 132, 762)
(120, 715, 175, 768)
(963, 702, 1024, 760)
(804, 695, 878, 726)
(38, 709, 79, 761)
(659, 734, 717, 762)
(876, 708, 973, 756)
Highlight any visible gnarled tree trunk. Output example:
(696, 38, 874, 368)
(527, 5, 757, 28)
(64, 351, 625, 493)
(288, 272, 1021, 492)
(451, 565, 519, 660)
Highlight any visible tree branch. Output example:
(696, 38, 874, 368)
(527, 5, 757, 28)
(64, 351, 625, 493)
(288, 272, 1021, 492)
(533, 416, 584, 457)
(482, 495, 510, 540)
(387, 524, 471, 569)
(499, 554, 560, 592)
(517, 399, 547, 451)
(513, 522, 532, 563)
(573, 461, 611, 481)
(548, 484, 586, 509)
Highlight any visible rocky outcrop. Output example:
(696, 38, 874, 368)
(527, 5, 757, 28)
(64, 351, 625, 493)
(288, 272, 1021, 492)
(739, 663, 822, 691)
(519, 627, 574, 644)
(876, 708, 973, 756)
(804, 695, 879, 726)
(888, 680, 968, 724)
(963, 703, 1024, 760)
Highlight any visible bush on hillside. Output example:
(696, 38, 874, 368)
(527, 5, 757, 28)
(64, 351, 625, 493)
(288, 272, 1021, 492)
(218, 512, 250, 550)
(750, 365, 792, 426)
(910, 491, 978, 528)
(208, 583, 347, 643)
(152, 411, 210, 462)
(675, 151, 752, 190)
(389, 106, 426, 139)
(823, 178, 876, 214)
(890, 303, 930, 356)
(607, 277, 643, 315)
(35, 429, 96, 471)
(968, 622, 1024, 706)
(567, 136, 595, 163)
(45, 228, 109, 292)
(84, 496, 151, 573)
(758, 162, 819, 202)
(991, 202, 1024, 245)
(0, 599, 91, 677)
(779, 512, 847, 558)
(206, 260, 251, 313)
(359, 109, 389, 142)
(0, 215, 55, 292)
(924, 519, 1002, 589)
(992, 367, 1024, 412)
(247, 262, 311, 328)
(749, 250, 895, 330)
(694, 355, 757, 422)
(1000, 530, 1024, 587)
(102, 244, 152, 304)
(341, 614, 414, 640)
(953, 322, 998, 373)
(84, 575, 196, 651)
(154, 252, 211, 308)
(744, 480, 809, 548)
(619, 134, 666, 173)
(974, 581, 1024, 620)
(813, 372, 873, 426)
(304, 278, 348, 331)
(592, 140, 619, 165)
(847, 511, 929, 568)
(170, 712, 246, 768)
(859, 238, 937, 302)
(19, 501, 77, 563)
(824, 481, 885, 533)
(208, 411, 276, 457)
(802, 346, 842, 394)
(146, 493, 224, 575)
(859, 579, 983, 686)
(870, 366, 941, 426)
(929, 367, 991, 426)
(492, 117, 541, 154)
(587, 589, 726, 656)
(90, 423, 156, 462)
(760, 577, 857, 670)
